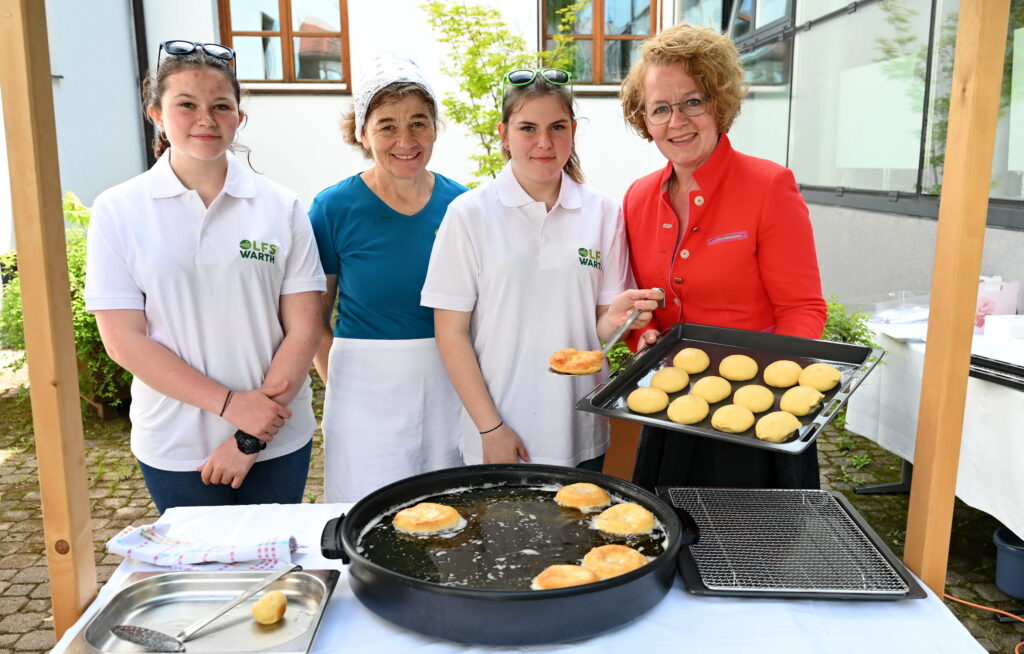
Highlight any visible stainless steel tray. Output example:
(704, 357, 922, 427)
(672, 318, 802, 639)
(577, 323, 884, 454)
(66, 569, 339, 653)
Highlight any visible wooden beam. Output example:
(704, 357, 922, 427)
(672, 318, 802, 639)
(0, 0, 96, 637)
(903, 0, 1011, 594)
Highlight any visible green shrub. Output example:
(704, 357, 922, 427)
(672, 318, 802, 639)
(0, 192, 133, 402)
(823, 295, 879, 348)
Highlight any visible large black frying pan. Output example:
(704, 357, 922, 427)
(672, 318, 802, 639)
(320, 464, 698, 646)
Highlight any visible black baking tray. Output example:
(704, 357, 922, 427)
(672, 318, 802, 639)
(659, 487, 927, 601)
(969, 354, 1024, 391)
(576, 323, 884, 455)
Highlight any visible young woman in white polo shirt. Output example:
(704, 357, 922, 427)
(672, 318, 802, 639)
(421, 69, 662, 470)
(84, 42, 326, 513)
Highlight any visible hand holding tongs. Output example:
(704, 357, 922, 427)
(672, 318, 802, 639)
(601, 287, 666, 356)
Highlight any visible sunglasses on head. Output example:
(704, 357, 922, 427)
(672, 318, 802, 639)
(503, 68, 573, 88)
(159, 40, 236, 64)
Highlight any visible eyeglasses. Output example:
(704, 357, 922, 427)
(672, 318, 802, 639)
(644, 97, 710, 125)
(159, 40, 236, 64)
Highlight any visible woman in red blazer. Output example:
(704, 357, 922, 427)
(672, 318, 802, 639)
(619, 24, 827, 490)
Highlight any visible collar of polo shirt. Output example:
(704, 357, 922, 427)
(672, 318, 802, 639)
(494, 163, 582, 211)
(146, 151, 258, 200)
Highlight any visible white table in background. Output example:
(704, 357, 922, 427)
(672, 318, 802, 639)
(52, 503, 982, 654)
(845, 325, 1024, 540)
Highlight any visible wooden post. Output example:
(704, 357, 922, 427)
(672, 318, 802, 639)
(903, 0, 1011, 594)
(0, 0, 96, 636)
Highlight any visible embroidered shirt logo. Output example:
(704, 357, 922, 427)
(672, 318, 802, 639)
(578, 247, 602, 269)
(239, 239, 277, 263)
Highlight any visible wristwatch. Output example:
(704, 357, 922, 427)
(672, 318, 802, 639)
(234, 430, 267, 455)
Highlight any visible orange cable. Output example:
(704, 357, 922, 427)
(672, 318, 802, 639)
(942, 593, 1024, 624)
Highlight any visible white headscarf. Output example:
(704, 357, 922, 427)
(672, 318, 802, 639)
(353, 55, 437, 137)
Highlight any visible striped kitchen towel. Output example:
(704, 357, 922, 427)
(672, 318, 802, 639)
(106, 523, 299, 571)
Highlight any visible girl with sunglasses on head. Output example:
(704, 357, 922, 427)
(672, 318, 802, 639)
(309, 56, 466, 503)
(84, 41, 326, 513)
(422, 69, 662, 470)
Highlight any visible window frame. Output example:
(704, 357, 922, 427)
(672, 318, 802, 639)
(540, 0, 661, 92)
(217, 0, 351, 94)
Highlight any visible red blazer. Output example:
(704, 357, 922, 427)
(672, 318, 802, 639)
(624, 134, 826, 347)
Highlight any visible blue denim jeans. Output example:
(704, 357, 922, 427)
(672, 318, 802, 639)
(138, 439, 313, 514)
(575, 453, 606, 473)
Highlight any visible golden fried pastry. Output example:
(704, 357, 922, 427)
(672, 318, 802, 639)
(732, 384, 775, 413)
(555, 482, 611, 511)
(756, 411, 803, 443)
(549, 348, 604, 375)
(763, 360, 803, 388)
(626, 387, 670, 414)
(711, 404, 755, 433)
(719, 354, 758, 381)
(779, 385, 825, 417)
(532, 564, 600, 590)
(798, 362, 842, 392)
(582, 544, 649, 580)
(594, 502, 656, 536)
(667, 394, 709, 425)
(673, 347, 710, 374)
(690, 376, 732, 403)
(650, 367, 690, 393)
(251, 590, 287, 625)
(393, 502, 463, 535)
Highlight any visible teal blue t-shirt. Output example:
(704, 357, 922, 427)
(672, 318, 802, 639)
(309, 172, 467, 339)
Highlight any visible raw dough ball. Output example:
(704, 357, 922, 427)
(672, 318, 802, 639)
(673, 348, 710, 374)
(626, 387, 670, 414)
(719, 354, 758, 381)
(798, 362, 842, 392)
(690, 376, 732, 403)
(756, 411, 803, 443)
(650, 367, 690, 393)
(710, 404, 755, 433)
(779, 385, 825, 416)
(667, 395, 710, 425)
(732, 384, 774, 413)
(252, 590, 287, 625)
(763, 360, 802, 388)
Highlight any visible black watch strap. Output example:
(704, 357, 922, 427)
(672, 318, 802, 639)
(234, 430, 267, 454)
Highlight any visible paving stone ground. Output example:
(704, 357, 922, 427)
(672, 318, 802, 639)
(0, 355, 1021, 653)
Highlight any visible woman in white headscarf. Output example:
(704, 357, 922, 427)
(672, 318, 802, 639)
(309, 56, 466, 502)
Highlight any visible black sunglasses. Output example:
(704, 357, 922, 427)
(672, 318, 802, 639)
(159, 40, 236, 64)
(503, 68, 572, 88)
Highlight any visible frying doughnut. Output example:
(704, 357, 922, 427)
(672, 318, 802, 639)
(550, 348, 604, 375)
(626, 387, 670, 414)
(582, 544, 649, 580)
(594, 502, 656, 536)
(667, 394, 709, 425)
(732, 384, 774, 413)
(711, 404, 755, 433)
(650, 367, 689, 393)
(719, 354, 758, 381)
(690, 376, 732, 403)
(673, 347, 710, 374)
(779, 385, 825, 417)
(554, 482, 611, 511)
(756, 411, 802, 443)
(763, 360, 802, 388)
(531, 564, 600, 590)
(798, 362, 842, 392)
(392, 502, 463, 535)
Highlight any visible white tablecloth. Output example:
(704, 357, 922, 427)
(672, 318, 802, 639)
(53, 503, 982, 653)
(846, 326, 1024, 540)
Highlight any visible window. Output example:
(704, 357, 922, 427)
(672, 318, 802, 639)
(542, 0, 659, 85)
(675, 0, 725, 30)
(218, 0, 350, 91)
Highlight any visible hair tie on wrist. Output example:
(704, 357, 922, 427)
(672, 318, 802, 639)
(479, 420, 503, 435)
(219, 390, 234, 417)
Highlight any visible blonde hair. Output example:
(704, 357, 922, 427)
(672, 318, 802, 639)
(620, 24, 747, 140)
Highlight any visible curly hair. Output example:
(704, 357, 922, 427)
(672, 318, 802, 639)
(341, 82, 438, 159)
(620, 24, 747, 140)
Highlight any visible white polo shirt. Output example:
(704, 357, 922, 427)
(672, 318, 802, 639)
(421, 164, 630, 466)
(85, 151, 326, 471)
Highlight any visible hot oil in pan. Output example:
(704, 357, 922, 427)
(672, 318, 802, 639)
(358, 485, 667, 590)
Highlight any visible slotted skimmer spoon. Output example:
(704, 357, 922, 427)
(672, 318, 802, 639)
(111, 563, 301, 652)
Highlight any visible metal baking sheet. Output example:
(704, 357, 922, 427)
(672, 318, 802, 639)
(66, 569, 339, 653)
(576, 323, 884, 454)
(660, 487, 926, 600)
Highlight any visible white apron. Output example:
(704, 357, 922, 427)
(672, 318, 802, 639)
(322, 337, 463, 503)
